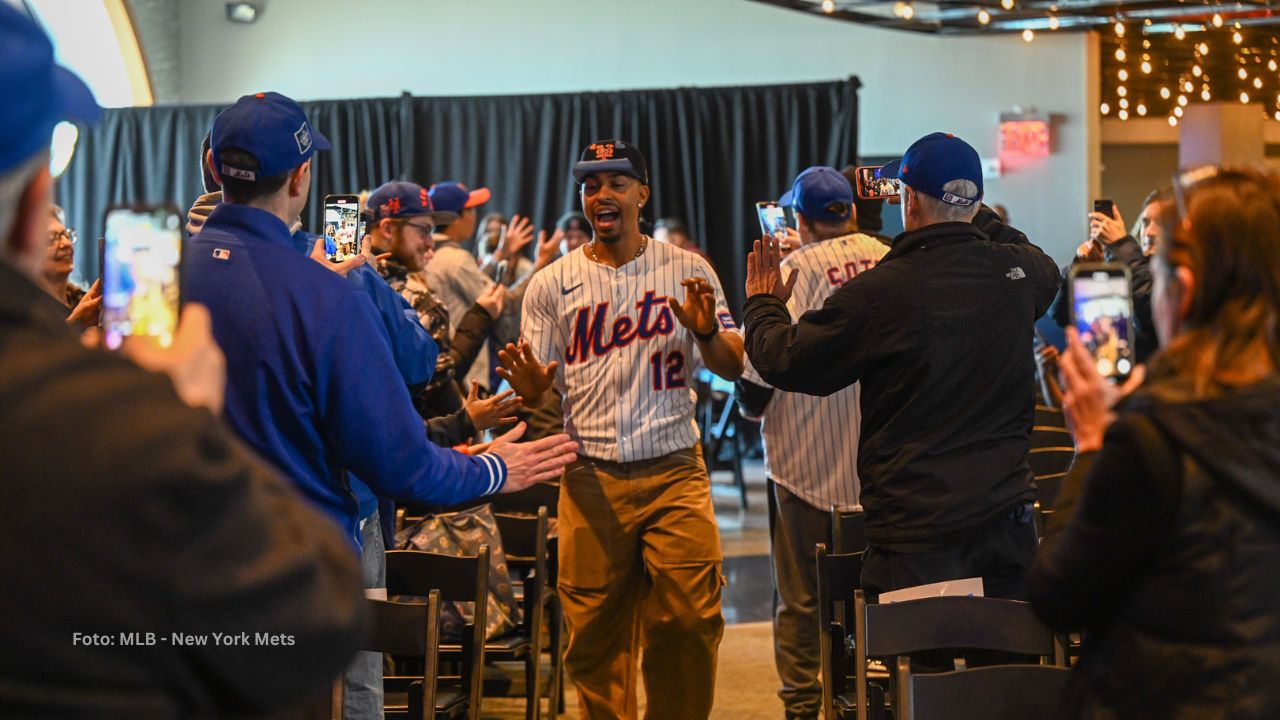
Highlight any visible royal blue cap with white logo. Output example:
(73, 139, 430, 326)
(0, 3, 101, 174)
(367, 181, 457, 225)
(780, 166, 854, 223)
(880, 132, 983, 207)
(211, 91, 330, 181)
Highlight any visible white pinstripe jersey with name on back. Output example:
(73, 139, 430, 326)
(522, 239, 740, 463)
(742, 232, 889, 511)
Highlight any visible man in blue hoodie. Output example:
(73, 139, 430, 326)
(186, 91, 579, 719)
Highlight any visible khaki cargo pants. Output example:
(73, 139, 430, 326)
(558, 445, 725, 720)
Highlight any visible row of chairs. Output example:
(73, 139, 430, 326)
(816, 406, 1075, 719)
(329, 490, 565, 720)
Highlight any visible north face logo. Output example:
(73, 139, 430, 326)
(294, 123, 312, 154)
(1006, 267, 1026, 280)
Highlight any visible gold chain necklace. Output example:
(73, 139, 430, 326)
(588, 234, 648, 266)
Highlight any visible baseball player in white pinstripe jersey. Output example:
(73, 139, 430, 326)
(736, 166, 887, 720)
(498, 139, 743, 720)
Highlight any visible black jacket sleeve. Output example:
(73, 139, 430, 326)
(450, 304, 495, 379)
(426, 406, 478, 447)
(1027, 416, 1182, 631)
(743, 278, 879, 397)
(1105, 235, 1155, 337)
(734, 377, 774, 420)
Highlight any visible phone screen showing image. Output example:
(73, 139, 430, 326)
(855, 165, 901, 200)
(102, 207, 183, 351)
(756, 201, 788, 239)
(1070, 264, 1135, 382)
(324, 195, 361, 263)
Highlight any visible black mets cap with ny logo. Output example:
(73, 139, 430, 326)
(571, 139, 649, 185)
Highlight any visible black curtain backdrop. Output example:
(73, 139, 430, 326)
(57, 78, 859, 310)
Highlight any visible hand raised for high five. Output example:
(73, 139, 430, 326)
(496, 341, 558, 406)
(464, 381, 523, 432)
(667, 277, 719, 337)
(502, 215, 536, 258)
(746, 235, 799, 303)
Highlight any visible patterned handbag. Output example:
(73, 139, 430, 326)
(394, 504, 522, 641)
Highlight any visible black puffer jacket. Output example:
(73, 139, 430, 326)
(1029, 376, 1280, 719)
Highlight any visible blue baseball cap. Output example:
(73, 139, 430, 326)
(211, 91, 330, 182)
(427, 182, 492, 214)
(780, 166, 854, 223)
(367, 181, 457, 225)
(0, 3, 101, 174)
(880, 132, 983, 207)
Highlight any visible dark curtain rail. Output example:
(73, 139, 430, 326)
(57, 78, 859, 310)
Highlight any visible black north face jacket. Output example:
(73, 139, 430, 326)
(743, 209, 1060, 550)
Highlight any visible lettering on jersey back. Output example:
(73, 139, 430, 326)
(565, 290, 675, 364)
(826, 258, 878, 287)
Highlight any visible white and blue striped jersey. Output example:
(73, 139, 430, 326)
(522, 240, 739, 463)
(742, 233, 889, 511)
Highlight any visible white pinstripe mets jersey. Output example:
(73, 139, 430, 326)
(742, 232, 889, 511)
(522, 240, 739, 463)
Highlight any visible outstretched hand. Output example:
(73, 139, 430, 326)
(486, 422, 579, 493)
(502, 215, 536, 257)
(668, 277, 718, 337)
(465, 381, 523, 432)
(746, 235, 799, 302)
(496, 341, 558, 403)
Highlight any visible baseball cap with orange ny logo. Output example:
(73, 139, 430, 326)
(571, 139, 649, 185)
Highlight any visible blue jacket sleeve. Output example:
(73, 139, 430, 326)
(315, 291, 505, 506)
(347, 264, 439, 389)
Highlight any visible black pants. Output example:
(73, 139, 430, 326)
(860, 503, 1039, 601)
(860, 504, 1039, 673)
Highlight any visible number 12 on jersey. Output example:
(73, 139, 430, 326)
(650, 350, 687, 391)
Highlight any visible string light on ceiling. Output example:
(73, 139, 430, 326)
(1048, 14, 1060, 30)
(821, 0, 836, 12)
(1212, 13, 1224, 28)
(977, 8, 990, 25)
(1174, 23, 1186, 41)
(1023, 28, 1035, 42)
(1000, 0, 1014, 10)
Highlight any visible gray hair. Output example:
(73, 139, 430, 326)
(911, 179, 981, 223)
(0, 152, 50, 257)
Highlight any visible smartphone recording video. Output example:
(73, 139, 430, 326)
(323, 194, 361, 263)
(756, 201, 788, 240)
(1093, 199, 1115, 218)
(855, 165, 901, 200)
(101, 206, 183, 351)
(1068, 263, 1135, 382)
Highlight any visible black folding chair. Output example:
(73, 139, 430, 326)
(489, 508, 551, 720)
(385, 548, 491, 720)
(853, 593, 1068, 720)
(830, 506, 867, 555)
(817, 543, 878, 719)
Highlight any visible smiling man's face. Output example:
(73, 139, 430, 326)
(580, 171, 649, 244)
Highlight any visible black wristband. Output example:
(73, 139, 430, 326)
(693, 325, 719, 343)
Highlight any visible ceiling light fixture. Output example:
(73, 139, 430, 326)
(225, 2, 258, 23)
(1022, 28, 1035, 42)
(977, 8, 991, 25)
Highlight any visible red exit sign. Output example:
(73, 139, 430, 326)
(999, 119, 1051, 157)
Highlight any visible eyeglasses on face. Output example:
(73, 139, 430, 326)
(48, 228, 77, 246)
